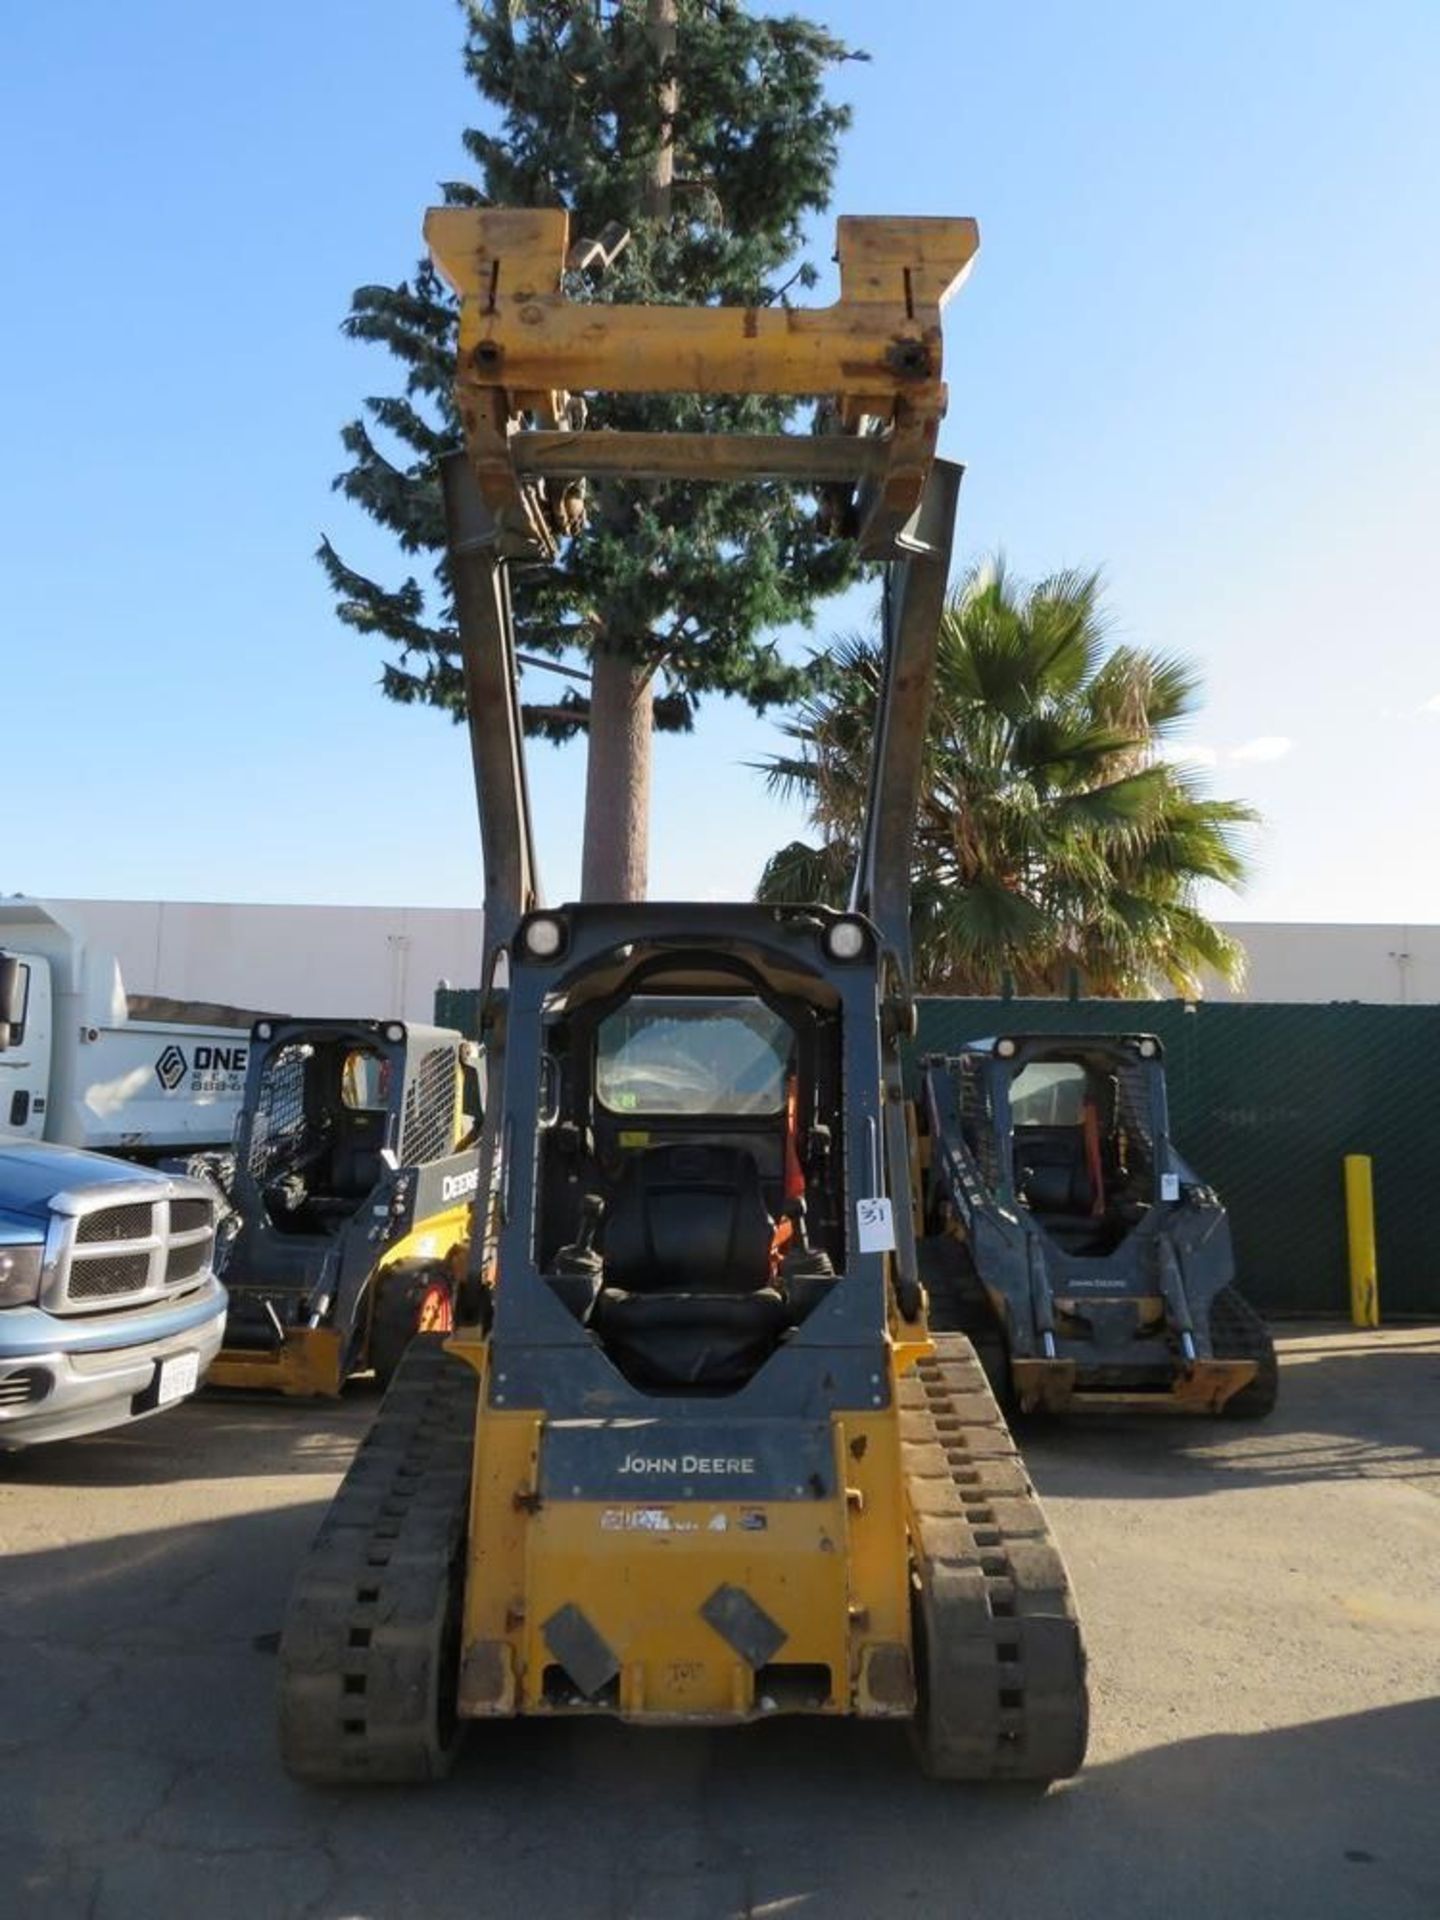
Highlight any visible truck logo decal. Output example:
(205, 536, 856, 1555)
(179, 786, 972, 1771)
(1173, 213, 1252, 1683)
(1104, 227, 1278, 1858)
(442, 1168, 480, 1203)
(155, 1044, 188, 1092)
(155, 1041, 249, 1097)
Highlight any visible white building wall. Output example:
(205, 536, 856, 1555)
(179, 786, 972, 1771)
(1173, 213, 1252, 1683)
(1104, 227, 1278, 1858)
(41, 899, 1440, 1015)
(48, 899, 484, 1026)
(1201, 923, 1440, 1005)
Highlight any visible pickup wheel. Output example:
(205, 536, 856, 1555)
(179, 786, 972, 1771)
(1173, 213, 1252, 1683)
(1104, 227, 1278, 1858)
(370, 1261, 455, 1388)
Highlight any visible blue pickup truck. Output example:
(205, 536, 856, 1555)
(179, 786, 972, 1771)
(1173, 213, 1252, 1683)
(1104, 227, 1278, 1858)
(0, 1141, 227, 1447)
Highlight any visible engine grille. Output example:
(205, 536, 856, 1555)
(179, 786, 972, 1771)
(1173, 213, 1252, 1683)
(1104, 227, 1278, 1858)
(76, 1202, 155, 1243)
(402, 1046, 458, 1167)
(170, 1198, 212, 1235)
(165, 1239, 210, 1285)
(67, 1253, 153, 1299)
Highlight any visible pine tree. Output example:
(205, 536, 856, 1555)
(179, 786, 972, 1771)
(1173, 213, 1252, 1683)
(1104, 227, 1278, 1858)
(320, 0, 862, 898)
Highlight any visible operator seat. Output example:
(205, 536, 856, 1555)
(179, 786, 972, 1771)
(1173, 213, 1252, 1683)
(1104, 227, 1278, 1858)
(322, 1106, 390, 1201)
(1017, 1141, 1094, 1216)
(591, 1143, 788, 1387)
(1015, 1122, 1114, 1250)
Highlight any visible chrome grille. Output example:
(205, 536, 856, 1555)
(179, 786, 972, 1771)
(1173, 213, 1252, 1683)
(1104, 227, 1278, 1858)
(67, 1253, 152, 1299)
(51, 1183, 218, 1315)
(76, 1202, 154, 1243)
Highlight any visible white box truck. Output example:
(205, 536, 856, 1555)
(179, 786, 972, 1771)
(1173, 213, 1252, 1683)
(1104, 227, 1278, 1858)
(0, 898, 260, 1164)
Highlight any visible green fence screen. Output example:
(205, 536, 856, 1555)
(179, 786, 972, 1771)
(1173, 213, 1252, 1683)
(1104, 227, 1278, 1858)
(435, 985, 1438, 1318)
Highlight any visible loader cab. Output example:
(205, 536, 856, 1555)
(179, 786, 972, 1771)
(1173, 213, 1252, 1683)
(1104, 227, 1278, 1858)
(231, 1017, 481, 1238)
(493, 904, 888, 1395)
(213, 1017, 482, 1387)
(235, 1022, 405, 1238)
(963, 1034, 1171, 1256)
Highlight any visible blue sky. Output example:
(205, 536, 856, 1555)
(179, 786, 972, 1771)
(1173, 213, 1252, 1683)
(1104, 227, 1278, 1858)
(4, 0, 1438, 920)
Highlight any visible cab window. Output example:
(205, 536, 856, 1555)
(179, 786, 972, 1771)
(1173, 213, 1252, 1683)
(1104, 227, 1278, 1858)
(1008, 1061, 1089, 1127)
(6, 963, 28, 1048)
(341, 1048, 389, 1109)
(596, 996, 790, 1116)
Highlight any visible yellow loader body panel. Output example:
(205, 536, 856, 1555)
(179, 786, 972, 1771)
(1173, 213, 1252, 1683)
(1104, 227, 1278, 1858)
(452, 1337, 914, 1724)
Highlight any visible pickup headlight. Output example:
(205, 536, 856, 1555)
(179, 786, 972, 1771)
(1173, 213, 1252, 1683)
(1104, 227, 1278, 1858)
(0, 1243, 43, 1307)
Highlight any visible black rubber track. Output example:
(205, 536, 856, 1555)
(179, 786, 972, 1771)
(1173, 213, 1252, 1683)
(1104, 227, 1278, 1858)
(278, 1335, 479, 1783)
(902, 1334, 1089, 1783)
(1209, 1285, 1280, 1420)
(918, 1236, 1012, 1409)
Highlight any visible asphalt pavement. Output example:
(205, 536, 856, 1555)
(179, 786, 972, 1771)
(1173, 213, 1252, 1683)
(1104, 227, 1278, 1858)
(3, 1325, 1437, 1920)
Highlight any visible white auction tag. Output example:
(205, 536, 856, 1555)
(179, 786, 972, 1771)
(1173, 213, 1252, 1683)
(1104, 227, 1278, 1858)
(1160, 1173, 1180, 1203)
(856, 1196, 896, 1253)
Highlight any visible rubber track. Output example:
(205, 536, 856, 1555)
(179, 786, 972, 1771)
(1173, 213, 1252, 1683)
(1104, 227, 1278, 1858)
(278, 1336, 479, 1783)
(902, 1334, 1089, 1782)
(1210, 1284, 1279, 1419)
(920, 1240, 1011, 1404)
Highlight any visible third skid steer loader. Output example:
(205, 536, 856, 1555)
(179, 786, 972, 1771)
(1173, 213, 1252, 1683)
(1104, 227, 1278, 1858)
(278, 207, 1089, 1785)
(918, 1034, 1278, 1417)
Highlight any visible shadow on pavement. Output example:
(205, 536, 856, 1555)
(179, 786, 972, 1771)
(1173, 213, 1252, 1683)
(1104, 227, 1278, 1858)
(415, 1695, 1438, 1920)
(2, 1496, 328, 1653)
(0, 1387, 369, 1488)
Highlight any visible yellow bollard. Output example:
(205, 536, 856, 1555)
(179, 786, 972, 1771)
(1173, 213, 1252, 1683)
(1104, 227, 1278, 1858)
(1343, 1155, 1379, 1328)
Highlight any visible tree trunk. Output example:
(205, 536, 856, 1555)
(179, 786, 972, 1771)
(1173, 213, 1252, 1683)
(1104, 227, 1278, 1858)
(577, 0, 676, 904)
(642, 0, 678, 220)
(580, 643, 654, 901)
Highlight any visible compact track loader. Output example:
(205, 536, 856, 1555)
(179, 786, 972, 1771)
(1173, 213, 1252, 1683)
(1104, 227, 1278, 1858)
(278, 209, 1089, 1784)
(919, 1035, 1277, 1417)
(206, 1017, 482, 1396)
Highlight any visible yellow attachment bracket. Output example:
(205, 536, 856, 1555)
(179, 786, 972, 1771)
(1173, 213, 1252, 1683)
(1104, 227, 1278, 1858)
(205, 1328, 345, 1399)
(424, 206, 979, 559)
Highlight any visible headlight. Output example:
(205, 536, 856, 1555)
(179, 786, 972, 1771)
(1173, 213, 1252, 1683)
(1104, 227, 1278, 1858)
(385, 1022, 406, 1043)
(255, 1020, 273, 1041)
(996, 1037, 1018, 1059)
(522, 915, 566, 959)
(823, 917, 868, 962)
(1136, 1037, 1159, 1059)
(0, 1243, 43, 1307)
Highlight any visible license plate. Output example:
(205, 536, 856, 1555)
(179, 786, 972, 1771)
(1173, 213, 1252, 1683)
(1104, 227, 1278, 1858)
(156, 1351, 200, 1406)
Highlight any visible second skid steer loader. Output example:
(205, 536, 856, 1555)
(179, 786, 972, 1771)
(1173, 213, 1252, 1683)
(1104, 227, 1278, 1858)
(206, 1017, 482, 1396)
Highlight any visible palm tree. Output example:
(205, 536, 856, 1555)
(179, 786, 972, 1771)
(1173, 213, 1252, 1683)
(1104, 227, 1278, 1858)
(756, 560, 1255, 996)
